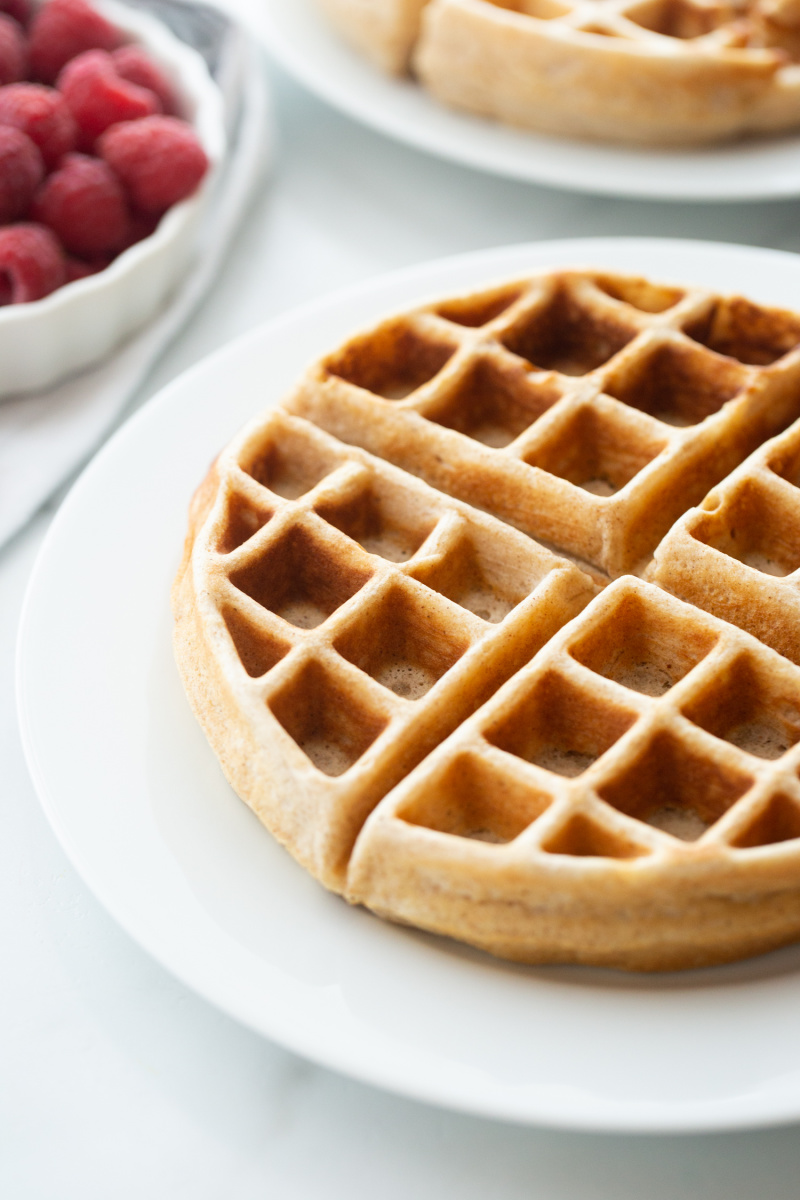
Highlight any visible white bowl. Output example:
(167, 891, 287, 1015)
(0, 0, 226, 397)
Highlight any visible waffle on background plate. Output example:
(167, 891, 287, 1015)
(317, 0, 800, 145)
(173, 268, 800, 970)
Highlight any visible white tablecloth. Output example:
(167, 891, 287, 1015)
(5, 5, 800, 1192)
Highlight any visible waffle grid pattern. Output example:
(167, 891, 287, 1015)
(653, 417, 800, 665)
(473, 0, 800, 58)
(183, 408, 593, 887)
(347, 577, 800, 965)
(356, 576, 800, 856)
(289, 271, 800, 577)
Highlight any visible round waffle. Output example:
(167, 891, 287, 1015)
(173, 267, 800, 970)
(317, 0, 800, 144)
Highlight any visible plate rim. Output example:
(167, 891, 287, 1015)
(18, 236, 800, 1135)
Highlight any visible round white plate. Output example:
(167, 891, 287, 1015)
(257, 0, 800, 202)
(17, 238, 800, 1134)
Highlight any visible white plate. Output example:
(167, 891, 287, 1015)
(18, 238, 800, 1134)
(257, 0, 800, 202)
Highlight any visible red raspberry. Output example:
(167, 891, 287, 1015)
(64, 253, 106, 281)
(0, 124, 43, 220)
(0, 0, 32, 28)
(58, 49, 160, 145)
(112, 45, 177, 115)
(29, 0, 123, 85)
(0, 222, 66, 303)
(0, 83, 77, 168)
(121, 207, 157, 248)
(98, 115, 207, 215)
(0, 12, 27, 84)
(31, 150, 129, 257)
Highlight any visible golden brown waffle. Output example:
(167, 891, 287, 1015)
(348, 575, 800, 969)
(318, 0, 800, 144)
(286, 269, 800, 578)
(174, 267, 800, 970)
(174, 407, 595, 890)
(652, 419, 800, 665)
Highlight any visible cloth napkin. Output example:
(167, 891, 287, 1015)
(0, 0, 272, 550)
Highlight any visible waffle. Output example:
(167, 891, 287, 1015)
(173, 267, 800, 970)
(317, 0, 800, 145)
(652, 418, 800, 665)
(174, 407, 595, 890)
(317, 0, 429, 72)
(349, 576, 800, 969)
(286, 269, 800, 578)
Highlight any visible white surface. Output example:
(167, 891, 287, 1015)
(8, 15, 800, 1192)
(18, 237, 800, 1137)
(258, 0, 800, 203)
(0, 0, 226, 396)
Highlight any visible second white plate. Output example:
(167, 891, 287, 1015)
(258, 0, 800, 203)
(17, 238, 800, 1134)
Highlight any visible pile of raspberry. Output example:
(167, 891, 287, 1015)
(0, 0, 209, 304)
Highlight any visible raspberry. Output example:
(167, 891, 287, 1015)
(112, 45, 177, 116)
(98, 115, 208, 215)
(0, 83, 77, 167)
(58, 49, 160, 145)
(29, 0, 123, 85)
(64, 253, 105, 281)
(0, 222, 66, 303)
(0, 12, 27, 85)
(0, 124, 43, 220)
(32, 150, 129, 257)
(0, 0, 32, 28)
(122, 207, 157, 247)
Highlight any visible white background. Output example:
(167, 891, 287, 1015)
(7, 3, 800, 1192)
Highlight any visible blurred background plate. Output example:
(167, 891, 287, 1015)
(257, 0, 800, 203)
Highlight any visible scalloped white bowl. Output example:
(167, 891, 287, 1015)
(0, 0, 226, 397)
